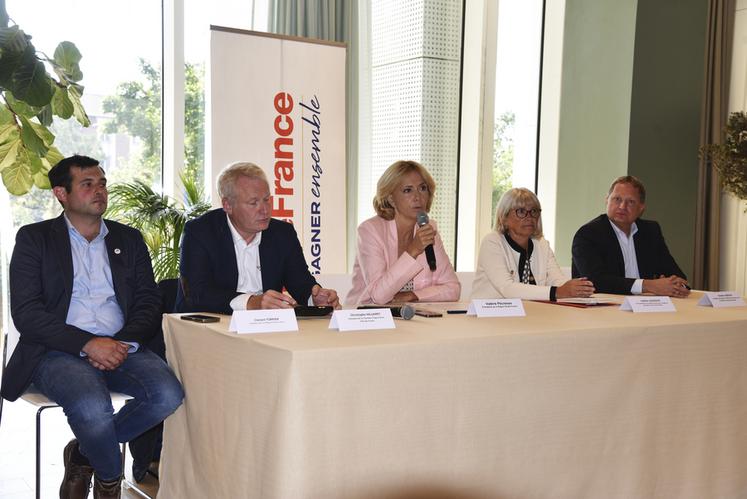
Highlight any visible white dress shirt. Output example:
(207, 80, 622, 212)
(608, 219, 643, 294)
(226, 214, 263, 311)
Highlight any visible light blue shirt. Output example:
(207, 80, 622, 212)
(64, 216, 137, 352)
(608, 219, 644, 294)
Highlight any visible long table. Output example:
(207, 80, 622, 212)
(158, 294, 747, 498)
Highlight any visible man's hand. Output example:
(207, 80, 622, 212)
(642, 275, 690, 298)
(312, 284, 341, 309)
(391, 291, 418, 303)
(82, 337, 129, 371)
(247, 290, 297, 309)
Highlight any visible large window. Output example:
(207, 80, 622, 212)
(183, 0, 268, 191)
(491, 0, 544, 223)
(1, 0, 162, 320)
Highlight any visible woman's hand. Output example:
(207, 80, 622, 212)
(392, 291, 419, 303)
(556, 278, 595, 299)
(406, 223, 435, 258)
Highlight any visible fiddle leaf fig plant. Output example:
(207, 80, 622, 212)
(0, 1, 90, 195)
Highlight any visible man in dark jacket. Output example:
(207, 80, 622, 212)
(2, 155, 183, 499)
(572, 175, 689, 296)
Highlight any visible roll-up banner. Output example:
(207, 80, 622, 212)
(208, 26, 347, 273)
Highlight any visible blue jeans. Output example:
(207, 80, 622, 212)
(31, 349, 184, 481)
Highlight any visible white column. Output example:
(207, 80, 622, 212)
(163, 0, 185, 198)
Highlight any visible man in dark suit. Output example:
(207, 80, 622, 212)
(176, 162, 339, 314)
(1, 155, 183, 499)
(571, 175, 689, 296)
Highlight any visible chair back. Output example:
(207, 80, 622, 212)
(159, 278, 179, 314)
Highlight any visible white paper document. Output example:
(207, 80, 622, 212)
(620, 296, 676, 313)
(229, 309, 299, 334)
(698, 291, 746, 308)
(329, 308, 396, 332)
(467, 299, 526, 317)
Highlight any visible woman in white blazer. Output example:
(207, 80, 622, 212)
(471, 188, 595, 301)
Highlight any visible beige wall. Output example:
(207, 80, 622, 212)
(549, 0, 638, 266)
(548, 0, 709, 284)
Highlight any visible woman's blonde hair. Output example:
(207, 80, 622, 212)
(494, 187, 543, 238)
(373, 160, 436, 220)
(217, 162, 267, 201)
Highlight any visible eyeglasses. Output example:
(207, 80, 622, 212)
(514, 207, 541, 219)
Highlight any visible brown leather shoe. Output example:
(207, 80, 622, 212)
(93, 475, 122, 499)
(59, 439, 93, 499)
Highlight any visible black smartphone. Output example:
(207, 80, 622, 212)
(294, 305, 334, 317)
(180, 314, 220, 323)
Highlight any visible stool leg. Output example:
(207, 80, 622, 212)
(35, 407, 44, 499)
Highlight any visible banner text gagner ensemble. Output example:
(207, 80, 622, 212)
(272, 91, 325, 274)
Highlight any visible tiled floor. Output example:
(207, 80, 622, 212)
(0, 398, 158, 498)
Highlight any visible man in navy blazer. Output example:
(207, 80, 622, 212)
(176, 162, 339, 314)
(1, 155, 183, 498)
(572, 175, 689, 296)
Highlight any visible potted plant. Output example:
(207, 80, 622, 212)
(701, 111, 747, 207)
(106, 173, 210, 281)
(0, 1, 90, 195)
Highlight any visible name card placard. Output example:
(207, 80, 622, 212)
(698, 291, 746, 308)
(229, 309, 299, 334)
(620, 296, 676, 313)
(329, 309, 396, 332)
(467, 299, 526, 318)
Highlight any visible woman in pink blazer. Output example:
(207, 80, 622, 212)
(346, 160, 461, 305)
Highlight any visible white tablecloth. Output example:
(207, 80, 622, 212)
(158, 293, 747, 498)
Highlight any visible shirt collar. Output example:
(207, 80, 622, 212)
(63, 214, 108, 243)
(226, 213, 262, 249)
(608, 218, 638, 240)
(503, 232, 534, 257)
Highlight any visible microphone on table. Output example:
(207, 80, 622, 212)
(357, 304, 415, 320)
(390, 304, 415, 320)
(417, 211, 437, 271)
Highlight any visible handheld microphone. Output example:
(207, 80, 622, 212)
(391, 304, 415, 320)
(357, 304, 415, 320)
(416, 211, 437, 271)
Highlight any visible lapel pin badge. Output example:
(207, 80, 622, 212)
(114, 248, 121, 255)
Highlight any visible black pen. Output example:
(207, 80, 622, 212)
(447, 309, 468, 314)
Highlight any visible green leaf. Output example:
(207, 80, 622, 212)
(33, 169, 50, 189)
(37, 103, 53, 126)
(51, 86, 74, 119)
(0, 122, 17, 144)
(5, 90, 41, 117)
(29, 119, 55, 146)
(45, 144, 64, 167)
(19, 115, 48, 156)
(67, 84, 90, 127)
(1, 150, 33, 195)
(10, 46, 55, 107)
(53, 41, 83, 82)
(0, 136, 20, 171)
(0, 26, 29, 53)
(0, 103, 14, 124)
(28, 148, 44, 174)
(0, 36, 25, 87)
